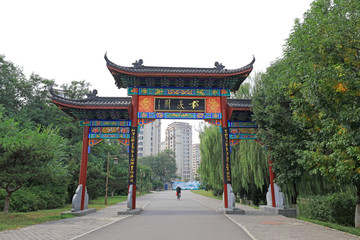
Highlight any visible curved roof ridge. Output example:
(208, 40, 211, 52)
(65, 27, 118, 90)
(104, 53, 255, 74)
(49, 87, 131, 102)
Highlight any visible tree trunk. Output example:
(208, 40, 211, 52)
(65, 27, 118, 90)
(3, 192, 12, 214)
(291, 182, 299, 216)
(355, 186, 360, 227)
(2, 183, 22, 214)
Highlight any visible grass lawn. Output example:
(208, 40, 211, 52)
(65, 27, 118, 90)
(297, 216, 360, 237)
(0, 195, 127, 231)
(191, 190, 222, 200)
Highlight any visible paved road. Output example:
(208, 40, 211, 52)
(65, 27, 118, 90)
(76, 191, 252, 240)
(0, 191, 359, 240)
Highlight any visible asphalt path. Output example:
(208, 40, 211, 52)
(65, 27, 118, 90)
(75, 191, 252, 240)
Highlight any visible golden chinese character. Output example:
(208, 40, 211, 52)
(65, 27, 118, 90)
(164, 99, 171, 109)
(189, 100, 200, 109)
(177, 100, 185, 110)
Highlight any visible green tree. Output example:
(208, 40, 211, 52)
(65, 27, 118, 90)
(231, 140, 269, 205)
(282, 0, 360, 225)
(0, 110, 67, 213)
(137, 165, 153, 193)
(0, 55, 27, 117)
(198, 125, 223, 195)
(251, 59, 314, 208)
(139, 149, 177, 183)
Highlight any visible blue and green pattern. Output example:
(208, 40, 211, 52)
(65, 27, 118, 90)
(229, 133, 257, 140)
(138, 112, 222, 119)
(128, 87, 230, 97)
(88, 133, 130, 139)
(80, 120, 131, 127)
(228, 121, 257, 128)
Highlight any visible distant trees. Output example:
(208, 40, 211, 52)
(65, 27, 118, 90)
(138, 149, 177, 187)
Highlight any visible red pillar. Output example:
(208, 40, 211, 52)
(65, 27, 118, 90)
(268, 156, 276, 207)
(79, 126, 90, 210)
(221, 95, 230, 209)
(129, 92, 139, 210)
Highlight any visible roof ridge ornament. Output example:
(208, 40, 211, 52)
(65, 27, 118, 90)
(214, 61, 225, 70)
(86, 89, 98, 99)
(132, 59, 144, 68)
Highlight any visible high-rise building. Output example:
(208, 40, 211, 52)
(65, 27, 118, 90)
(138, 120, 161, 157)
(160, 141, 166, 152)
(165, 122, 193, 181)
(192, 143, 201, 180)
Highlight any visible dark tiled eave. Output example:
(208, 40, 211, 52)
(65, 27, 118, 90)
(227, 99, 251, 109)
(49, 88, 131, 120)
(49, 88, 131, 109)
(105, 54, 254, 77)
(227, 99, 253, 122)
(105, 54, 255, 91)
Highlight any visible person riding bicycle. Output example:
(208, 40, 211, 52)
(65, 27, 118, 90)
(176, 186, 181, 199)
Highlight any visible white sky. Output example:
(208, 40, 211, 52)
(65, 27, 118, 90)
(0, 0, 313, 143)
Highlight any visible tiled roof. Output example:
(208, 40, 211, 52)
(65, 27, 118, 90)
(105, 53, 255, 76)
(49, 88, 131, 108)
(227, 99, 251, 108)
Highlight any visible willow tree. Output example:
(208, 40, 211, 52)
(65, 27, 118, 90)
(199, 74, 270, 203)
(198, 125, 223, 195)
(231, 140, 269, 205)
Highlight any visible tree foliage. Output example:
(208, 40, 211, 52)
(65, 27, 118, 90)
(139, 149, 177, 183)
(251, 0, 360, 221)
(0, 110, 67, 213)
(284, 0, 360, 185)
(198, 125, 223, 194)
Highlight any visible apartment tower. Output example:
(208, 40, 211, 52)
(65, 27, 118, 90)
(165, 122, 193, 181)
(138, 120, 161, 157)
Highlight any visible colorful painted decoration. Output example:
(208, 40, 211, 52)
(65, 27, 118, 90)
(89, 139, 103, 147)
(228, 121, 257, 128)
(80, 120, 131, 127)
(229, 139, 241, 146)
(229, 127, 257, 134)
(138, 112, 222, 119)
(204, 119, 222, 126)
(90, 126, 130, 135)
(88, 133, 130, 139)
(128, 87, 230, 97)
(138, 119, 156, 125)
(117, 138, 130, 146)
(229, 133, 257, 140)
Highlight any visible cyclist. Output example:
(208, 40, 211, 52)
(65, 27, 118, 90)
(176, 186, 182, 200)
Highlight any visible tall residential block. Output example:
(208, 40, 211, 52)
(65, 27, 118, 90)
(165, 122, 193, 181)
(138, 120, 161, 157)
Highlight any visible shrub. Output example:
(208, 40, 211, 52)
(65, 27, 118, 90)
(0, 184, 67, 212)
(211, 188, 223, 197)
(302, 192, 356, 226)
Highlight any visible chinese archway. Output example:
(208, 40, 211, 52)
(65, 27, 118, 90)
(50, 53, 275, 212)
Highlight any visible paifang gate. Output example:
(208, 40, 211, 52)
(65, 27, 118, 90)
(50, 54, 257, 212)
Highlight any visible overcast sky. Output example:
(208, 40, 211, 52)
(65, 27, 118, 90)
(1, 0, 313, 143)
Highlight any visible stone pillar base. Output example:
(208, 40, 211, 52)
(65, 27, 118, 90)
(260, 205, 297, 218)
(71, 185, 89, 212)
(224, 207, 245, 214)
(61, 208, 96, 216)
(118, 208, 143, 215)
